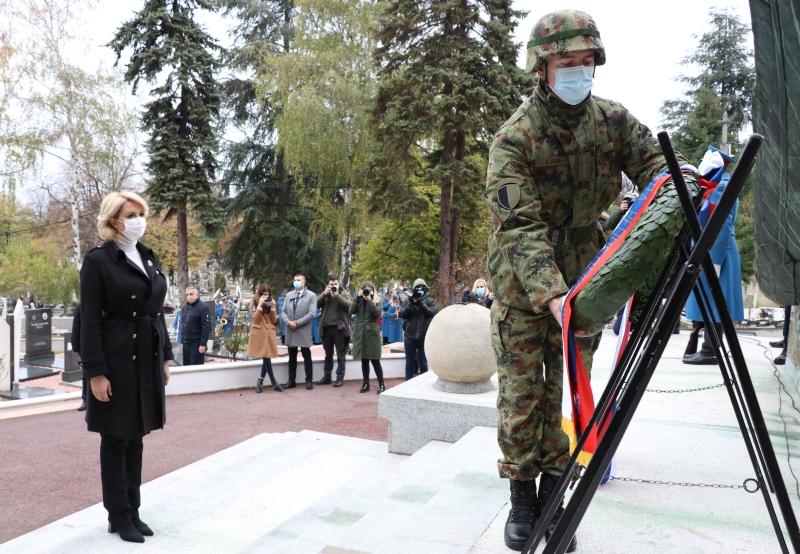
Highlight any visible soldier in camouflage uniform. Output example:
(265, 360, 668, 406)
(485, 10, 688, 552)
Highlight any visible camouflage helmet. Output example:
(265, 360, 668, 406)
(525, 10, 606, 74)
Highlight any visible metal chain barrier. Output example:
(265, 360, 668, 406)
(607, 476, 760, 493)
(646, 381, 729, 394)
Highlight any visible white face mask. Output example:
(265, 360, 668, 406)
(119, 217, 147, 242)
(549, 65, 594, 105)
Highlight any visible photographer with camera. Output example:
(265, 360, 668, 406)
(349, 281, 385, 393)
(247, 283, 283, 393)
(399, 278, 438, 380)
(316, 275, 352, 387)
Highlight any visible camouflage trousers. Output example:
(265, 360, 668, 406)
(491, 302, 601, 480)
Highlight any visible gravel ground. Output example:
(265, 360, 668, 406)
(0, 377, 402, 544)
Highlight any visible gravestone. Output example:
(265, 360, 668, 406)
(61, 331, 82, 382)
(0, 301, 10, 392)
(13, 299, 21, 386)
(23, 308, 54, 363)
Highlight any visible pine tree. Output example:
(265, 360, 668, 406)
(217, 0, 297, 292)
(372, 0, 533, 305)
(109, 0, 225, 300)
(660, 7, 754, 165)
(659, 7, 755, 283)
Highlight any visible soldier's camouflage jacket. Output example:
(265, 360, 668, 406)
(485, 81, 687, 314)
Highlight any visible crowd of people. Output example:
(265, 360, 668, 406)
(169, 271, 497, 393)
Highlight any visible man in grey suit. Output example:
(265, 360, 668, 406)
(281, 274, 317, 389)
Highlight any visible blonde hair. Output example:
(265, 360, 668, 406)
(472, 279, 488, 294)
(361, 281, 380, 304)
(96, 191, 149, 242)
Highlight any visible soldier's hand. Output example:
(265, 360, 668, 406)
(548, 296, 565, 328)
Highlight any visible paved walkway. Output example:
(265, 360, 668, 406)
(0, 377, 403, 545)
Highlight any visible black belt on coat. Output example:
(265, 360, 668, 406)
(106, 311, 162, 389)
(547, 222, 597, 247)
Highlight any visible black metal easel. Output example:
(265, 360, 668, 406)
(523, 132, 800, 554)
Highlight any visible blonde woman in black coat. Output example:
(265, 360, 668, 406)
(80, 191, 173, 543)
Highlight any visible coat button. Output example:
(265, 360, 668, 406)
(131, 295, 136, 299)
(157, 312, 161, 316)
(132, 355, 137, 360)
(133, 312, 137, 316)
(133, 334, 137, 339)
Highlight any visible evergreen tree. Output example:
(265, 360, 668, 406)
(372, 0, 533, 305)
(660, 7, 754, 164)
(217, 0, 299, 292)
(659, 7, 755, 283)
(256, 0, 377, 288)
(109, 0, 225, 300)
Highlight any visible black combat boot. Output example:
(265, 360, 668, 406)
(538, 473, 577, 552)
(775, 348, 787, 365)
(255, 377, 264, 393)
(504, 479, 537, 550)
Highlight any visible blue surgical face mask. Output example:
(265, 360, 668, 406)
(293, 280, 303, 289)
(549, 65, 594, 105)
(476, 287, 486, 298)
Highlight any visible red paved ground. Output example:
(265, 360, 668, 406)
(0, 377, 402, 545)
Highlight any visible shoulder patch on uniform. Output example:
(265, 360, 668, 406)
(496, 178, 522, 210)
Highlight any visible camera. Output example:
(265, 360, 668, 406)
(261, 294, 272, 312)
(361, 288, 373, 299)
(330, 285, 339, 293)
(411, 286, 429, 300)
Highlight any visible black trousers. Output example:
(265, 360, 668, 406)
(700, 322, 724, 354)
(322, 326, 347, 379)
(783, 306, 791, 341)
(361, 358, 384, 384)
(100, 433, 143, 527)
(288, 346, 313, 384)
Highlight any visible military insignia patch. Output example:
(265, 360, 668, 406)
(496, 179, 521, 210)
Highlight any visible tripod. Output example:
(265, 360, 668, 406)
(523, 132, 800, 554)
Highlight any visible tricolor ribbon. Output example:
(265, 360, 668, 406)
(560, 167, 696, 462)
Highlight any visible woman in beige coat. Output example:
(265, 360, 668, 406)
(247, 283, 283, 393)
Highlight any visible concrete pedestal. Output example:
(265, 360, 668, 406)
(378, 371, 498, 455)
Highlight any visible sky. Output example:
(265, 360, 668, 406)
(75, 0, 754, 153)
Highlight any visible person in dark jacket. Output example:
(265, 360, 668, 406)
(316, 275, 352, 387)
(72, 303, 85, 411)
(350, 281, 385, 393)
(399, 278, 438, 380)
(180, 287, 212, 366)
(81, 191, 173, 544)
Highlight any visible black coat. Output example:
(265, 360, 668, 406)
(399, 296, 438, 340)
(80, 240, 174, 439)
(180, 298, 211, 344)
(71, 303, 81, 354)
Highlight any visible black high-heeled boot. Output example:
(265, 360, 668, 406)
(132, 516, 154, 536)
(108, 522, 145, 543)
(374, 360, 385, 394)
(360, 362, 370, 393)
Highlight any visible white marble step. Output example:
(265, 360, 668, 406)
(246, 440, 454, 553)
(320, 426, 507, 554)
(0, 431, 392, 554)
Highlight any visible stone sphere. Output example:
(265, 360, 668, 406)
(424, 303, 497, 383)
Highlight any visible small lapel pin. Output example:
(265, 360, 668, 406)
(147, 260, 153, 267)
